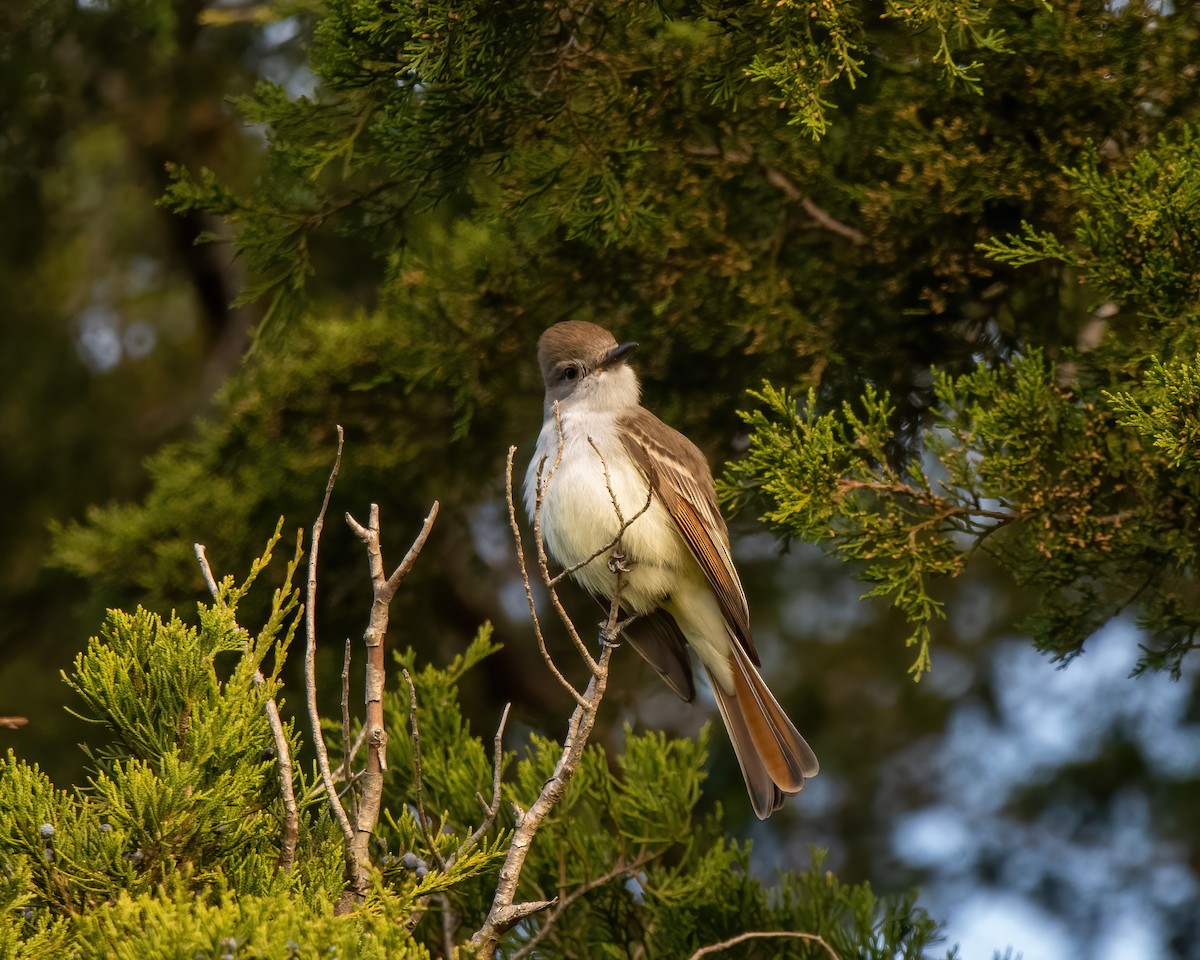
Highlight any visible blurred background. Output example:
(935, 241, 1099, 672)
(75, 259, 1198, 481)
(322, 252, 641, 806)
(2, 2, 1198, 958)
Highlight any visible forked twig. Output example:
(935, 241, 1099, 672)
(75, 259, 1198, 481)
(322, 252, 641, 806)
(546, 436, 652, 588)
(341, 499, 440, 907)
(471, 433, 634, 953)
(449, 702, 511, 868)
(505, 446, 585, 705)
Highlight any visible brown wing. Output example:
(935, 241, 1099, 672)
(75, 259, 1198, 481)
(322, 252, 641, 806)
(619, 408, 759, 665)
(623, 610, 695, 702)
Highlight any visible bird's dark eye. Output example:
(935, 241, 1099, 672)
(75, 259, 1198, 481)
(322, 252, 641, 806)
(562, 365, 579, 382)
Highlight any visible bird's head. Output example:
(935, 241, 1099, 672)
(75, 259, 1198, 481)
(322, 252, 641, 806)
(536, 321, 640, 414)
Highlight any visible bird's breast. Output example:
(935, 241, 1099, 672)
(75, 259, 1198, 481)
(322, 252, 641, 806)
(525, 414, 690, 612)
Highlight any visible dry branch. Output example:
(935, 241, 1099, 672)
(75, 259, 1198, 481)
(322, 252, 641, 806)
(340, 499, 440, 906)
(687, 931, 840, 960)
(471, 436, 633, 953)
(193, 541, 299, 872)
(302, 427, 360, 902)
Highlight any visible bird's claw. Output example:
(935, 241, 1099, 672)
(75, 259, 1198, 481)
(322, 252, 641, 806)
(607, 550, 631, 573)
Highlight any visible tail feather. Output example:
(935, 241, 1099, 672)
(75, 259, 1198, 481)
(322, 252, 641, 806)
(707, 639, 819, 819)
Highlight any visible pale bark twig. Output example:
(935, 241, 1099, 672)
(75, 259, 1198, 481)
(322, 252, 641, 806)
(471, 436, 631, 953)
(505, 446, 585, 705)
(340, 638, 354, 816)
(531, 404, 600, 674)
(687, 930, 840, 960)
(401, 667, 448, 871)
(340, 500, 440, 908)
(302, 427, 360, 901)
(194, 541, 299, 872)
(547, 438, 652, 588)
(450, 702, 511, 867)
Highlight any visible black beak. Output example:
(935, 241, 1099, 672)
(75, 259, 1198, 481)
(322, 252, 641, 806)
(597, 341, 638, 370)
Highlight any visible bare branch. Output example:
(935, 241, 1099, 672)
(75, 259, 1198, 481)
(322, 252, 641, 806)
(402, 668, 447, 872)
(0, 717, 28, 730)
(338, 499, 441, 908)
(194, 543, 221, 600)
(340, 638, 355, 819)
(688, 931, 840, 960)
(505, 446, 585, 705)
(763, 166, 866, 247)
(471, 632, 617, 951)
(473, 431, 637, 952)
(302, 427, 359, 897)
(510, 847, 661, 960)
(194, 540, 299, 872)
(451, 702, 511, 868)
(533, 449, 599, 674)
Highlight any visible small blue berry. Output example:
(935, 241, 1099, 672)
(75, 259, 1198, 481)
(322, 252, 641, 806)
(99, 822, 113, 833)
(23, 907, 33, 921)
(415, 864, 429, 879)
(400, 852, 419, 870)
(285, 941, 300, 954)
(130, 849, 144, 866)
(38, 823, 54, 839)
(42, 846, 54, 862)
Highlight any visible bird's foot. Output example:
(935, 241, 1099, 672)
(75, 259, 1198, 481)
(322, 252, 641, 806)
(598, 613, 639, 648)
(607, 550, 632, 574)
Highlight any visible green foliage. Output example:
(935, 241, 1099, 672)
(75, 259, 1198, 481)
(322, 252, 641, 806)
(56, 4, 1200, 660)
(6, 533, 948, 957)
(727, 120, 1200, 678)
(1107, 355, 1200, 475)
(724, 381, 958, 675)
(982, 127, 1200, 315)
(726, 347, 1200, 676)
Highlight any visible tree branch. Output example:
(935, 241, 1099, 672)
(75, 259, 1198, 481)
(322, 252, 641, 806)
(193, 541, 299, 873)
(339, 499, 441, 907)
(301, 427, 360, 901)
(472, 435, 632, 953)
(687, 930, 840, 960)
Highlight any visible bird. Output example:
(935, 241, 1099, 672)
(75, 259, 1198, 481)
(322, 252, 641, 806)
(524, 320, 818, 818)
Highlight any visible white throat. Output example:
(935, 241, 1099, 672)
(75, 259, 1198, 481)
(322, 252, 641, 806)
(545, 363, 641, 420)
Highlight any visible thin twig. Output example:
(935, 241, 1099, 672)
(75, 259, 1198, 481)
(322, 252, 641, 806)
(194, 541, 300, 872)
(303, 428, 358, 893)
(0, 717, 28, 729)
(534, 455, 599, 674)
(510, 847, 658, 960)
(547, 440, 653, 588)
(687, 930, 840, 960)
(340, 638, 354, 818)
(402, 668, 447, 871)
(450, 702, 511, 868)
(505, 446, 585, 705)
(195, 544, 221, 598)
(473, 435, 634, 951)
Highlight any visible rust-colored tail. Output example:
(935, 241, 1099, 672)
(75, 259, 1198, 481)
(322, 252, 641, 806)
(708, 639, 819, 819)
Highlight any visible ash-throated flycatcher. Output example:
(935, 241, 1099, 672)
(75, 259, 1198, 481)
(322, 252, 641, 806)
(525, 320, 818, 818)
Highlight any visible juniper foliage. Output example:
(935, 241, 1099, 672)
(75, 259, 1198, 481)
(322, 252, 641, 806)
(2, 536, 947, 958)
(726, 126, 1200, 677)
